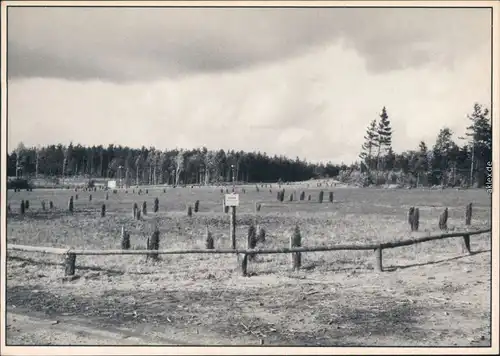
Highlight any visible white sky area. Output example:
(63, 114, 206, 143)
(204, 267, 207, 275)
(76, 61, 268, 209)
(7, 6, 491, 164)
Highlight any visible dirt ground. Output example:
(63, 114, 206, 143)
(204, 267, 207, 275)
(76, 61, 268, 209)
(4, 184, 493, 347)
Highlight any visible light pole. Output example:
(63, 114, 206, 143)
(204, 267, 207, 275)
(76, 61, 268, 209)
(118, 165, 124, 188)
(231, 164, 235, 191)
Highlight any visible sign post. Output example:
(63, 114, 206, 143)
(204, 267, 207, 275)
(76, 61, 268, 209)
(225, 193, 239, 249)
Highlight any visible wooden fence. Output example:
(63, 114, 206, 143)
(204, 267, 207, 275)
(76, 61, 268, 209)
(7, 228, 491, 277)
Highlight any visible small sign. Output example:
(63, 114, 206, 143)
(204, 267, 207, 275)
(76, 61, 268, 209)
(224, 193, 239, 207)
(107, 180, 117, 189)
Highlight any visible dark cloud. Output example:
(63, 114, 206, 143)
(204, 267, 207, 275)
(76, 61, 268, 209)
(7, 6, 490, 82)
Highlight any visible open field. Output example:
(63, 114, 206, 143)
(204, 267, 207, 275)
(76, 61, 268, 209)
(5, 184, 492, 346)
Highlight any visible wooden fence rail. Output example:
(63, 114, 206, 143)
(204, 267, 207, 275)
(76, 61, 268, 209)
(7, 228, 491, 277)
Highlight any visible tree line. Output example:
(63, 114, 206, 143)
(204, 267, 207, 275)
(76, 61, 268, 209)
(7, 103, 491, 188)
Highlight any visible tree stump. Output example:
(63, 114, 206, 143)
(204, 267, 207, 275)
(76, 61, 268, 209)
(408, 207, 415, 231)
(439, 208, 448, 231)
(465, 203, 472, 226)
(148, 226, 160, 260)
(413, 208, 420, 232)
(258, 226, 266, 243)
(247, 224, 257, 260)
(68, 196, 74, 213)
(121, 226, 131, 250)
(205, 226, 214, 249)
(65, 253, 76, 276)
(290, 225, 302, 270)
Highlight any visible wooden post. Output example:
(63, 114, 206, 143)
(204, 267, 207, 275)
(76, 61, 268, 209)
(465, 203, 472, 226)
(148, 226, 160, 260)
(248, 224, 257, 260)
(121, 226, 130, 250)
(375, 246, 383, 272)
(413, 208, 420, 232)
(205, 226, 214, 249)
(290, 225, 302, 270)
(462, 234, 471, 254)
(68, 196, 74, 213)
(439, 208, 448, 231)
(65, 253, 76, 276)
(89, 194, 92, 201)
(230, 206, 236, 249)
(20, 200, 25, 215)
(408, 207, 415, 231)
(101, 204, 106, 217)
(142, 201, 147, 215)
(240, 253, 248, 276)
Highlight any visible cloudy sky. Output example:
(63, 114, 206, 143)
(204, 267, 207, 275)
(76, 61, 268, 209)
(7, 5, 491, 163)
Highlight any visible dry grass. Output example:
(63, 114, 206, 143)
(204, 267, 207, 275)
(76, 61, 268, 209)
(6, 184, 492, 346)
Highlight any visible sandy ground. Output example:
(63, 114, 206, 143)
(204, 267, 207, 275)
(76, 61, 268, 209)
(6, 242, 492, 347)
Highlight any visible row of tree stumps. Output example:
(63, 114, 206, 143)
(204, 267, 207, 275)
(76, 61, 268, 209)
(408, 203, 473, 232)
(276, 189, 333, 203)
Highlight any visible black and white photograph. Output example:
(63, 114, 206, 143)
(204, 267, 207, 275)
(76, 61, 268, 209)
(1, 1, 498, 354)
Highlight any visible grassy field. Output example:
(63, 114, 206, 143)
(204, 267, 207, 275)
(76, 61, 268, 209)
(5, 183, 492, 346)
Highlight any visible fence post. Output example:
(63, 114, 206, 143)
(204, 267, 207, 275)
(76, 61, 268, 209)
(230, 206, 236, 249)
(240, 253, 248, 276)
(462, 234, 471, 254)
(65, 253, 76, 276)
(375, 246, 383, 272)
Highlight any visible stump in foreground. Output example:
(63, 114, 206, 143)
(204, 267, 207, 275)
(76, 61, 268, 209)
(205, 226, 214, 249)
(147, 225, 160, 261)
(121, 226, 131, 250)
(290, 225, 302, 270)
(247, 224, 257, 260)
(439, 207, 448, 230)
(465, 203, 472, 226)
(68, 196, 74, 213)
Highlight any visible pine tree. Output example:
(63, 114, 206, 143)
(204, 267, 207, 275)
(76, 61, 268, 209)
(359, 119, 379, 171)
(465, 103, 492, 187)
(376, 107, 393, 172)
